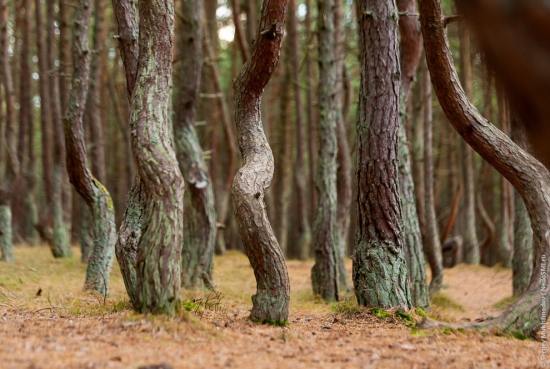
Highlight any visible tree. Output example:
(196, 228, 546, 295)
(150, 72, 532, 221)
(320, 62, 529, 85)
(63, 0, 115, 295)
(126, 0, 185, 314)
(174, 0, 216, 289)
(0, 0, 17, 262)
(353, 0, 411, 310)
(418, 0, 549, 337)
(232, 0, 290, 323)
(311, 0, 339, 302)
(396, 0, 430, 305)
(288, 0, 312, 260)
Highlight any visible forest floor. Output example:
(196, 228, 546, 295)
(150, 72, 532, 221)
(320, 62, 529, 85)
(0, 246, 540, 369)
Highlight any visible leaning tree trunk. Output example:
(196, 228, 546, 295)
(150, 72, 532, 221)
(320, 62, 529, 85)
(353, 0, 411, 310)
(418, 0, 550, 338)
(63, 0, 115, 296)
(232, 0, 290, 323)
(311, 0, 340, 302)
(396, 0, 430, 307)
(0, 0, 18, 263)
(174, 0, 216, 289)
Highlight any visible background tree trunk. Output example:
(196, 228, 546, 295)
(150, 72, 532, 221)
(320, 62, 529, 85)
(174, 0, 216, 289)
(311, 0, 339, 302)
(396, 0, 430, 307)
(353, 0, 411, 310)
(0, 0, 19, 262)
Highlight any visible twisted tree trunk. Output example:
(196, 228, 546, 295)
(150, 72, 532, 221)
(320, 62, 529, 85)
(63, 0, 115, 295)
(232, 0, 290, 323)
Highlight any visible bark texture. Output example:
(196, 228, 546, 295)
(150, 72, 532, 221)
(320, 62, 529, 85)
(419, 0, 550, 337)
(174, 0, 216, 289)
(311, 0, 339, 302)
(397, 0, 429, 307)
(232, 0, 290, 323)
(353, 0, 411, 310)
(130, 0, 185, 314)
(63, 0, 115, 295)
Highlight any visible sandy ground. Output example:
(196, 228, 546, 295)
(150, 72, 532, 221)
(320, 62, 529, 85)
(0, 247, 541, 369)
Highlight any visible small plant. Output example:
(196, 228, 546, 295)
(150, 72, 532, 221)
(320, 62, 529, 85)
(331, 298, 361, 315)
(512, 332, 527, 340)
(371, 308, 391, 319)
(395, 310, 413, 322)
(414, 307, 426, 317)
(431, 292, 465, 312)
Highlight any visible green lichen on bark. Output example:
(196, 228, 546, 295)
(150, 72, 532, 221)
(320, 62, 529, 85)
(0, 205, 14, 263)
(512, 190, 533, 296)
(130, 0, 185, 315)
(354, 241, 411, 309)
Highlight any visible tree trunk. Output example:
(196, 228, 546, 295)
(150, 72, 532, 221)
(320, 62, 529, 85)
(0, 0, 19, 262)
(353, 0, 411, 310)
(111, 0, 141, 305)
(305, 0, 316, 222)
(458, 24, 479, 264)
(396, 0, 429, 307)
(85, 0, 107, 183)
(419, 0, 550, 338)
(334, 0, 351, 292)
(288, 0, 312, 261)
(510, 115, 533, 296)
(311, 0, 340, 302)
(232, 0, 290, 323)
(421, 59, 443, 296)
(47, 0, 71, 259)
(174, 0, 216, 289)
(128, 0, 185, 314)
(63, 0, 115, 296)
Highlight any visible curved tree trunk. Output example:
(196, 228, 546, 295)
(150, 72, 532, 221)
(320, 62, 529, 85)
(397, 0, 430, 307)
(353, 0, 411, 310)
(174, 0, 216, 289)
(232, 0, 290, 323)
(130, 0, 185, 314)
(418, 0, 550, 337)
(111, 0, 142, 305)
(311, 0, 340, 302)
(63, 0, 115, 296)
(0, 0, 19, 262)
